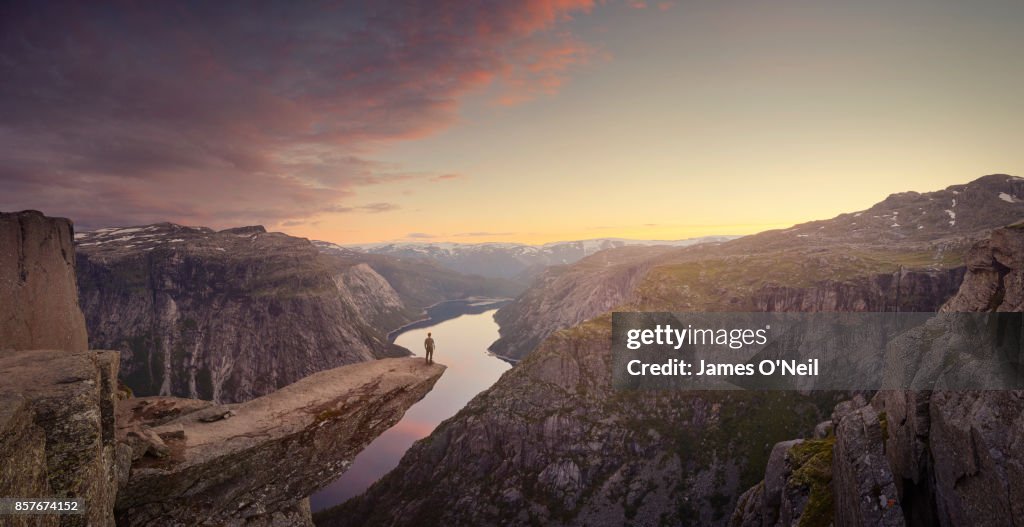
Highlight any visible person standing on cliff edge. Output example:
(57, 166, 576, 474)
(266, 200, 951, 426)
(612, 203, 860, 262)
(424, 332, 435, 365)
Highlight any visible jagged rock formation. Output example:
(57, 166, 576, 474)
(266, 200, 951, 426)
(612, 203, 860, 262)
(1, 210, 88, 352)
(941, 223, 1024, 312)
(115, 358, 444, 526)
(873, 225, 1024, 526)
(321, 175, 1023, 527)
(732, 225, 1024, 527)
(832, 404, 905, 527)
(76, 223, 433, 403)
(2, 210, 121, 526)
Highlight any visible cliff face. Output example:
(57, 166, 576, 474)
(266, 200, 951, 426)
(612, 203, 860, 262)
(489, 245, 680, 361)
(76, 223, 409, 403)
(732, 226, 1024, 527)
(0, 350, 122, 527)
(940, 224, 1024, 312)
(1, 210, 120, 526)
(0, 211, 88, 352)
(876, 226, 1024, 526)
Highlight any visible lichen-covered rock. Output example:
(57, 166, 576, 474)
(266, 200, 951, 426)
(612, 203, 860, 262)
(730, 481, 765, 527)
(762, 439, 804, 523)
(0, 210, 88, 352)
(730, 437, 835, 527)
(114, 358, 445, 526)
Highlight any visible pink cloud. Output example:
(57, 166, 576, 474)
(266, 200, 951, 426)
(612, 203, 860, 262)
(0, 1, 597, 229)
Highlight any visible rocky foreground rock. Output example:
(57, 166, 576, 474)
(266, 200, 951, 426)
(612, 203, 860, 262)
(114, 358, 444, 526)
(0, 210, 447, 526)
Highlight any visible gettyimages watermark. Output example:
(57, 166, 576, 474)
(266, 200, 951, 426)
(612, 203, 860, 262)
(612, 312, 1024, 391)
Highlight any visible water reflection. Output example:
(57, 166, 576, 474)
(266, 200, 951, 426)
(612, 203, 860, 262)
(310, 308, 510, 511)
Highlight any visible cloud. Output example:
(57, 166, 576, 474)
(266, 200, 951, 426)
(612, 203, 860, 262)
(405, 232, 437, 239)
(431, 173, 464, 182)
(325, 202, 401, 214)
(0, 1, 595, 229)
(454, 231, 517, 237)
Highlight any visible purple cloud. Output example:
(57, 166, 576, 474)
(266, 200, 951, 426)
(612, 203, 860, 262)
(0, 1, 595, 229)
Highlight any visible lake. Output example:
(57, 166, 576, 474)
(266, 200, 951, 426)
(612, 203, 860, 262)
(309, 305, 511, 511)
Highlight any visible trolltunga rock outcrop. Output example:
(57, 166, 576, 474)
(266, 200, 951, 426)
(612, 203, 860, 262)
(114, 357, 444, 526)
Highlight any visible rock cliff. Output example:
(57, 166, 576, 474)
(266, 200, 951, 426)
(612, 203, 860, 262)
(76, 223, 411, 403)
(0, 211, 88, 352)
(0, 350, 121, 527)
(489, 245, 681, 361)
(1, 210, 447, 526)
(732, 225, 1024, 527)
(1, 210, 121, 526)
(115, 358, 444, 526)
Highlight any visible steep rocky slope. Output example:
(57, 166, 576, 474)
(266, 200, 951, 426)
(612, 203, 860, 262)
(319, 175, 1023, 526)
(732, 225, 1024, 527)
(76, 223, 408, 403)
(0, 210, 126, 526)
(488, 245, 684, 361)
(1, 211, 88, 352)
(315, 243, 524, 312)
(492, 174, 1023, 362)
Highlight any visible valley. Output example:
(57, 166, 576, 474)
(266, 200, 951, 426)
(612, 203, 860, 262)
(2, 174, 1022, 526)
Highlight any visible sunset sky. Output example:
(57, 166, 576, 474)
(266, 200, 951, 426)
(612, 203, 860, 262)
(2, 1, 1022, 244)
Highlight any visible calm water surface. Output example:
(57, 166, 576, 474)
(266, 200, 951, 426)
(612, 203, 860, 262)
(309, 308, 510, 511)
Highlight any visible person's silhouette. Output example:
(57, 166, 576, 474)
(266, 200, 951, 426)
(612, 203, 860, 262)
(424, 332, 435, 364)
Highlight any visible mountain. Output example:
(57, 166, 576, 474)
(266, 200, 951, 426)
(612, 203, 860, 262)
(324, 236, 737, 281)
(318, 174, 1024, 526)
(313, 242, 524, 313)
(490, 174, 1024, 361)
(75, 222, 514, 403)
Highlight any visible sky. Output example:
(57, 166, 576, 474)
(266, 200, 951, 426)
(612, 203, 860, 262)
(2, 0, 1022, 244)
